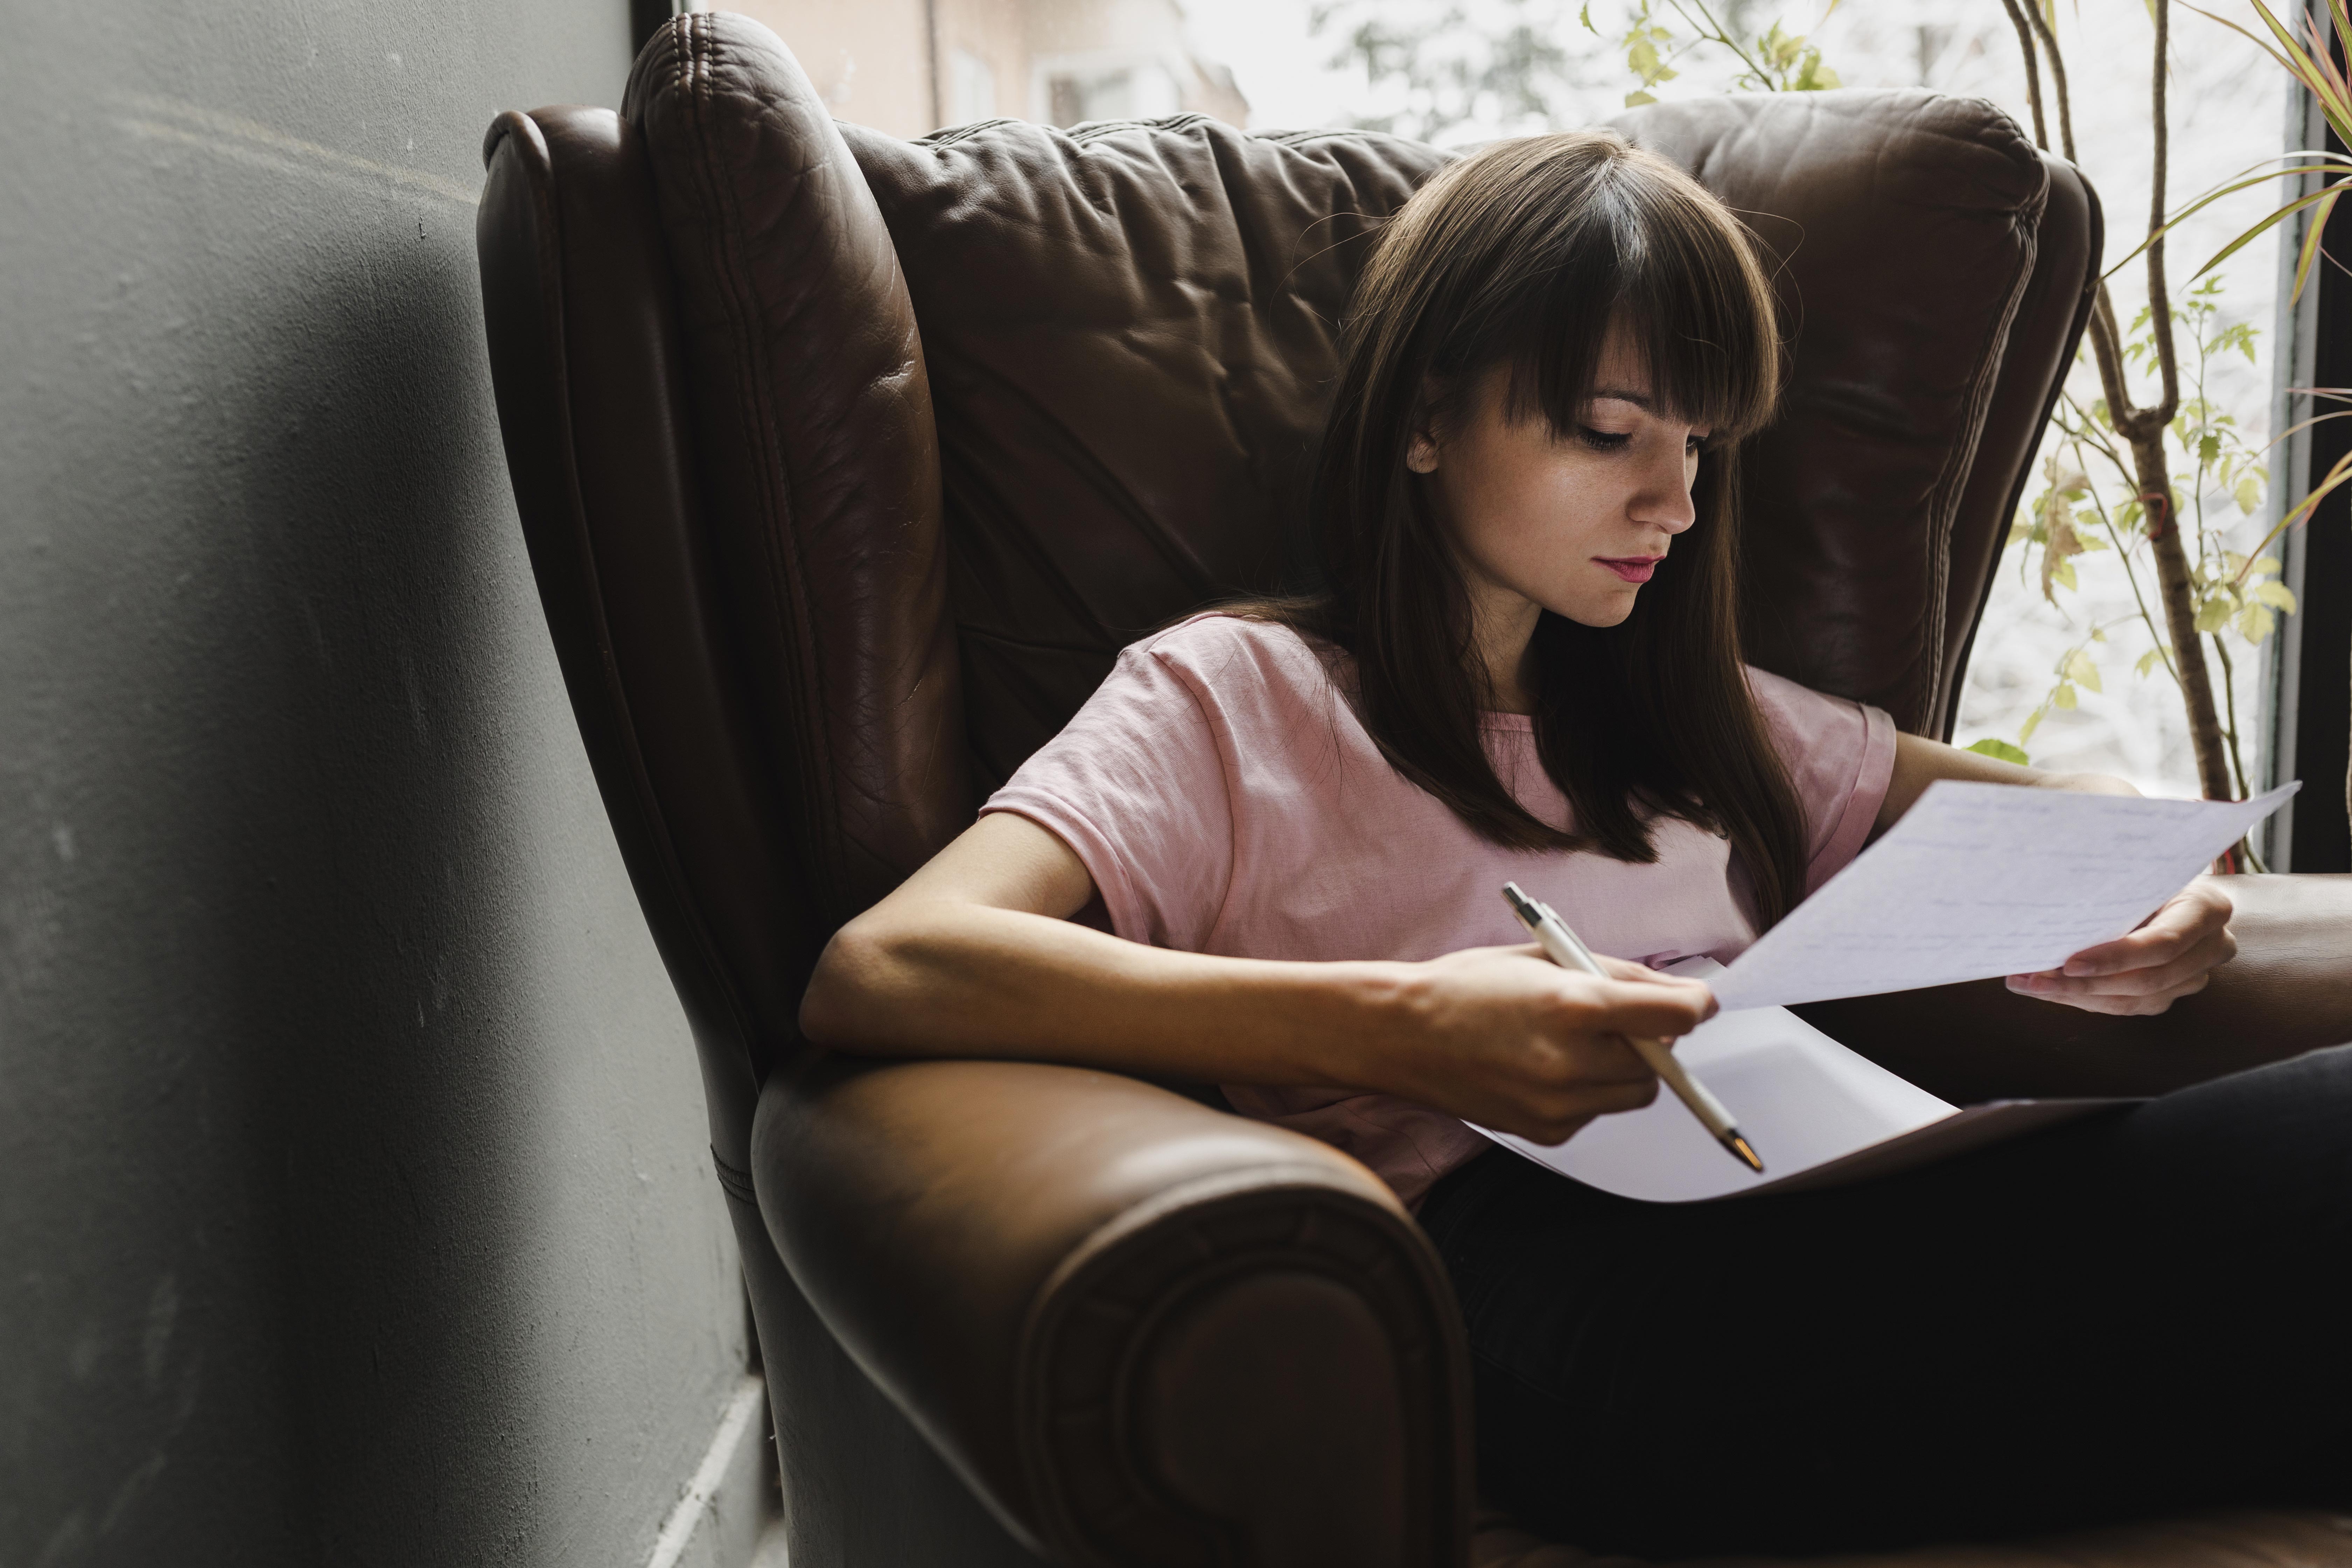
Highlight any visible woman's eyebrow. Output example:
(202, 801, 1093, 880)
(1588, 387, 1657, 408)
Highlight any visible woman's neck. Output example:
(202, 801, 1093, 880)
(1466, 581, 1543, 714)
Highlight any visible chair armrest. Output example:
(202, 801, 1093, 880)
(751, 1055, 1473, 1568)
(1795, 873, 2352, 1102)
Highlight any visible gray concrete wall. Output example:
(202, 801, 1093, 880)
(0, 4, 756, 1565)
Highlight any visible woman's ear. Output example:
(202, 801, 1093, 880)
(1406, 374, 1448, 474)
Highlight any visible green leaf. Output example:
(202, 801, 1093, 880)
(2294, 188, 2343, 304)
(2195, 596, 2233, 634)
(2050, 557, 2078, 592)
(2238, 603, 2277, 642)
(2192, 180, 2350, 294)
(2253, 580, 2299, 611)
(2063, 648, 2103, 693)
(1624, 89, 1657, 106)
(1580, 1, 1595, 29)
(2199, 432, 2222, 467)
(2250, 555, 2283, 575)
(2053, 682, 2079, 710)
(2136, 647, 2167, 678)
(1965, 738, 2031, 765)
(2235, 476, 2262, 514)
(2019, 706, 2045, 744)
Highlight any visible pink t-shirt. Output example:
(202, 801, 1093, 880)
(983, 613, 1896, 1208)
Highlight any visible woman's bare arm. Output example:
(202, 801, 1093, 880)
(1873, 733, 2235, 1016)
(798, 810, 1716, 1143)
(1873, 731, 2137, 834)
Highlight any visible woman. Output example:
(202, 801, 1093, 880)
(800, 132, 2344, 1554)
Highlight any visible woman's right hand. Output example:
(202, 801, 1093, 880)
(1368, 945, 1716, 1145)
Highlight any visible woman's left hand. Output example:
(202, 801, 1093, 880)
(2006, 875, 2237, 1016)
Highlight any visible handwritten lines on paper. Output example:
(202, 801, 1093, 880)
(1710, 780, 2298, 1010)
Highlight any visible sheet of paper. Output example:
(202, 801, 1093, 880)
(1471, 959, 1959, 1202)
(1468, 963, 2135, 1202)
(1707, 780, 2297, 1012)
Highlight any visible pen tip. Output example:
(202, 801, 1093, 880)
(1726, 1133, 1765, 1175)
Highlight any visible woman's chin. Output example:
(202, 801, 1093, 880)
(1551, 591, 1639, 630)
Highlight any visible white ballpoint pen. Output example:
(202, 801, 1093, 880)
(1501, 882, 1765, 1174)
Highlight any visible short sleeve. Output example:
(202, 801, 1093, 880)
(1747, 667, 1898, 894)
(982, 645, 1237, 951)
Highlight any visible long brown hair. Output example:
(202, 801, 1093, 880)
(1253, 130, 1810, 926)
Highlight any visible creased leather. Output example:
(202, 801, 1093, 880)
(845, 116, 1449, 788)
(754, 1058, 1472, 1567)
(477, 107, 773, 1160)
(625, 14, 968, 923)
(843, 89, 2094, 769)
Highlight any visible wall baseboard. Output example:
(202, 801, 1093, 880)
(648, 1376, 774, 1568)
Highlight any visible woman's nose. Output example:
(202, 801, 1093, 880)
(1638, 450, 1699, 533)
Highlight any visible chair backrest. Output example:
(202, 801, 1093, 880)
(476, 12, 2099, 1159)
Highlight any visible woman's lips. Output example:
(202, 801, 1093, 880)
(1597, 555, 1664, 583)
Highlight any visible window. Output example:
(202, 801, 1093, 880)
(949, 47, 996, 125)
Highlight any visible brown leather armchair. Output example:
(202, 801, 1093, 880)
(473, 14, 2352, 1565)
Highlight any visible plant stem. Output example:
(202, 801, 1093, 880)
(2067, 411, 2183, 687)
(2017, 0, 2230, 796)
(2138, 0, 2183, 434)
(1997, 0, 2049, 147)
(2213, 634, 2252, 799)
(1664, 0, 1771, 82)
(2019, 0, 2077, 162)
(2135, 433, 2236, 797)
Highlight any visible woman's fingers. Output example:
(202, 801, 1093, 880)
(1497, 1073, 1663, 1144)
(1585, 987, 1713, 1043)
(2011, 970, 2212, 1016)
(2010, 878, 2236, 1016)
(2057, 880, 2233, 977)
(2008, 926, 2234, 1013)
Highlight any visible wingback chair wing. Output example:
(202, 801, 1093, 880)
(475, 14, 2352, 1566)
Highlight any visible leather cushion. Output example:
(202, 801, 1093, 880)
(843, 114, 1448, 791)
(624, 13, 969, 922)
(846, 91, 2071, 794)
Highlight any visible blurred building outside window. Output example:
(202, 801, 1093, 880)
(730, 0, 1251, 135)
(951, 45, 1000, 122)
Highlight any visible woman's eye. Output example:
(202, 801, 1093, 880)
(1577, 426, 1633, 451)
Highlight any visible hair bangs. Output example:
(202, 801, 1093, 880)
(1492, 150, 1782, 446)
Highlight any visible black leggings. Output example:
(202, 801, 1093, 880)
(1417, 1042, 2352, 1557)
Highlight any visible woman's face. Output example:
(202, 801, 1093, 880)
(1410, 330, 1704, 631)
